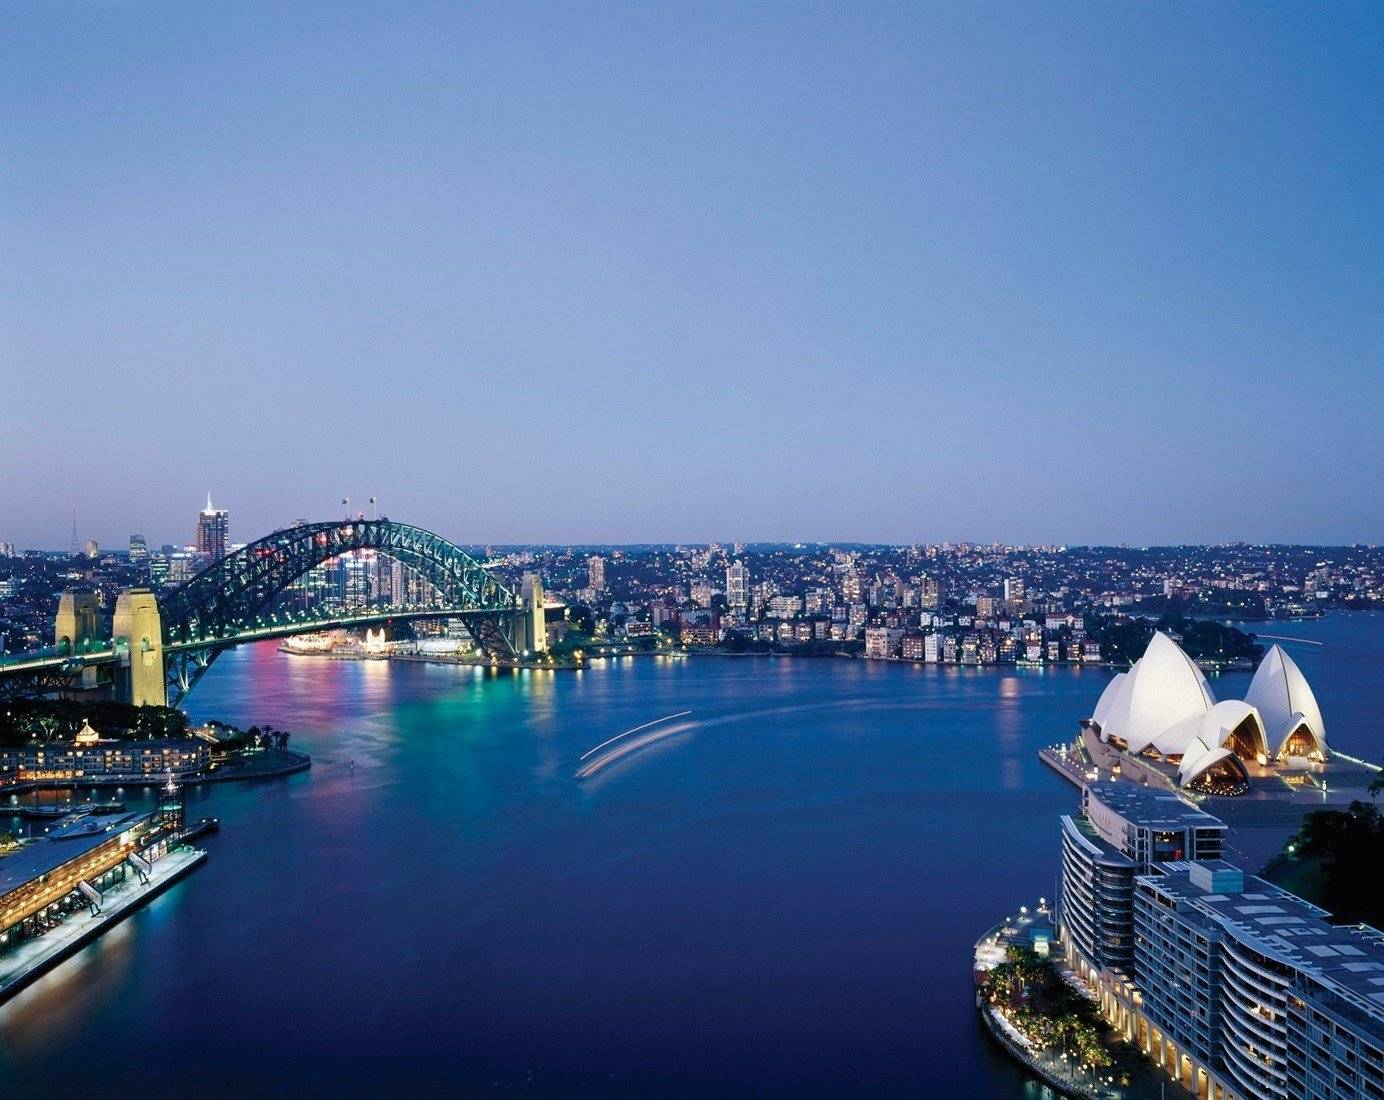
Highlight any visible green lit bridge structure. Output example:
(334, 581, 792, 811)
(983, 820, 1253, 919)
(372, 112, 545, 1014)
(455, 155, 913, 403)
(0, 520, 545, 707)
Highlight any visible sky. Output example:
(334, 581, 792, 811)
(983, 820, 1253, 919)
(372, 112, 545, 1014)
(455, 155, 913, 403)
(3, 2, 1382, 550)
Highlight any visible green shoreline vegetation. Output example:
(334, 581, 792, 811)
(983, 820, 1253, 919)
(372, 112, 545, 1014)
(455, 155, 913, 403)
(1263, 778, 1384, 928)
(979, 946, 1136, 1085)
(0, 698, 299, 775)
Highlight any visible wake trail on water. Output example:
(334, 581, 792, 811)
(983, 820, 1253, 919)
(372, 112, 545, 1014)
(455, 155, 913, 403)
(575, 698, 1005, 782)
(576, 721, 698, 778)
(579, 710, 693, 760)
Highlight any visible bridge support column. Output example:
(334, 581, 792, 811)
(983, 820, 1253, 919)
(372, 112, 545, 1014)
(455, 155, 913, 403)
(55, 591, 101, 649)
(112, 589, 168, 708)
(521, 575, 547, 654)
(55, 591, 102, 688)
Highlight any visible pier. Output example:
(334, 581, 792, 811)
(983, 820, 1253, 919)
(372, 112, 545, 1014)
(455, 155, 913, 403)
(0, 845, 207, 1004)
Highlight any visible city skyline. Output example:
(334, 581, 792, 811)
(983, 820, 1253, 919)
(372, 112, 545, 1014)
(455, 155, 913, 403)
(18, 490, 1384, 560)
(5, 6, 1384, 1095)
(5, 3, 1383, 549)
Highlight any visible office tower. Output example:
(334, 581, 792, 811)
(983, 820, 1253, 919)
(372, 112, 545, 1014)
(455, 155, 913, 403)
(196, 493, 230, 560)
(129, 534, 149, 564)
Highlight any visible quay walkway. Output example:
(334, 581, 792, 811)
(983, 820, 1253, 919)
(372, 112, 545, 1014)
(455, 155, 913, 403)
(1040, 743, 1092, 789)
(0, 845, 207, 1004)
(974, 904, 1194, 1100)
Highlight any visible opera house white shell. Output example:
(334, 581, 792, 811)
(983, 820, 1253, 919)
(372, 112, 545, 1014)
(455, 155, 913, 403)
(1089, 632, 1328, 790)
(1244, 643, 1328, 760)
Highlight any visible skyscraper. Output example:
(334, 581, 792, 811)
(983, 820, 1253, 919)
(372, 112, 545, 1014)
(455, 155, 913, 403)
(587, 555, 606, 592)
(195, 493, 229, 560)
(129, 534, 149, 564)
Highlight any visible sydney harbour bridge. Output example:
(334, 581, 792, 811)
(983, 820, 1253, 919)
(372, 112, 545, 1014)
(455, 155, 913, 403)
(0, 519, 544, 707)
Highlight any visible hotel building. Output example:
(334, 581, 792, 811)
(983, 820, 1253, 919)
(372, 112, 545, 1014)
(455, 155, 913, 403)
(0, 720, 209, 782)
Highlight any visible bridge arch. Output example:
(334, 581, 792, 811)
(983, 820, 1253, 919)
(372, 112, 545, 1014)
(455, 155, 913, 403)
(157, 520, 521, 703)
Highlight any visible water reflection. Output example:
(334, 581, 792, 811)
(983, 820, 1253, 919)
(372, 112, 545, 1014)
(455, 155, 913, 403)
(0, 622, 1372, 1096)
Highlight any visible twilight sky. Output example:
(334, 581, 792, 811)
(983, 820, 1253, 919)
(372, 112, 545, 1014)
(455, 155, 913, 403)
(3, 3, 1382, 549)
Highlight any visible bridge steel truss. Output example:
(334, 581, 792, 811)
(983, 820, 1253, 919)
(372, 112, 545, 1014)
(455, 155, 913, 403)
(157, 520, 522, 704)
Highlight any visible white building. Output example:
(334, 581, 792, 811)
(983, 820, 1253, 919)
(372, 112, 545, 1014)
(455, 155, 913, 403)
(1088, 635, 1327, 791)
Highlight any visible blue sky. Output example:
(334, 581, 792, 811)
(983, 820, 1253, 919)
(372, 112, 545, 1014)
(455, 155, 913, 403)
(3, 2, 1381, 548)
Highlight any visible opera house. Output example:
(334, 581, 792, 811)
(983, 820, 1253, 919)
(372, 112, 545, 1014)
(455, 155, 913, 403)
(1082, 633, 1327, 795)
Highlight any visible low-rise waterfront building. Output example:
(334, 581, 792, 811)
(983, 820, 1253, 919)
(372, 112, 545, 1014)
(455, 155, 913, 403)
(0, 807, 182, 955)
(863, 626, 903, 659)
(0, 719, 209, 782)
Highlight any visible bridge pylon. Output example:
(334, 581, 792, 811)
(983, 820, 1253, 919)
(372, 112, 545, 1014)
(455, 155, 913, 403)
(521, 575, 547, 654)
(55, 591, 101, 649)
(55, 591, 103, 688)
(112, 589, 167, 707)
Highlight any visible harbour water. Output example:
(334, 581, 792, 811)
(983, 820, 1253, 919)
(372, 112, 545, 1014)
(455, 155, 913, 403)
(0, 612, 1379, 1096)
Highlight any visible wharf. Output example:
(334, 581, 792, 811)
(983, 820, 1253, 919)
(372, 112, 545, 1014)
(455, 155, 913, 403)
(181, 817, 220, 843)
(0, 846, 207, 1004)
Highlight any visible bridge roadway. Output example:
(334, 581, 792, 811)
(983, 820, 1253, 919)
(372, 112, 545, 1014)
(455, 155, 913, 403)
(0, 605, 495, 677)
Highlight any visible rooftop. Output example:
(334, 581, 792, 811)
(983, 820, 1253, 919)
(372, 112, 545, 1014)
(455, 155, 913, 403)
(1086, 782, 1226, 832)
(1145, 860, 1384, 1027)
(1061, 813, 1134, 866)
(0, 810, 153, 897)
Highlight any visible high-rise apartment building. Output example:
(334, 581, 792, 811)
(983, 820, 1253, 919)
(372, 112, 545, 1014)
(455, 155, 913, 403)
(921, 576, 940, 610)
(726, 561, 748, 610)
(587, 555, 606, 592)
(196, 494, 230, 560)
(1056, 785, 1383, 1100)
(1059, 784, 1224, 974)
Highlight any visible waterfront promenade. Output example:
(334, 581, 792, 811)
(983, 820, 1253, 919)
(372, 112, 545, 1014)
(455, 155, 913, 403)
(974, 909, 1193, 1100)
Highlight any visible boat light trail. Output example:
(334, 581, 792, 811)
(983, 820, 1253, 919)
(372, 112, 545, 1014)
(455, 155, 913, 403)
(579, 710, 692, 761)
(576, 721, 697, 779)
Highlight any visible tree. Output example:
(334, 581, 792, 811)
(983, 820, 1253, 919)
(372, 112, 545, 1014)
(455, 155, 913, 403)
(1292, 801, 1384, 925)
